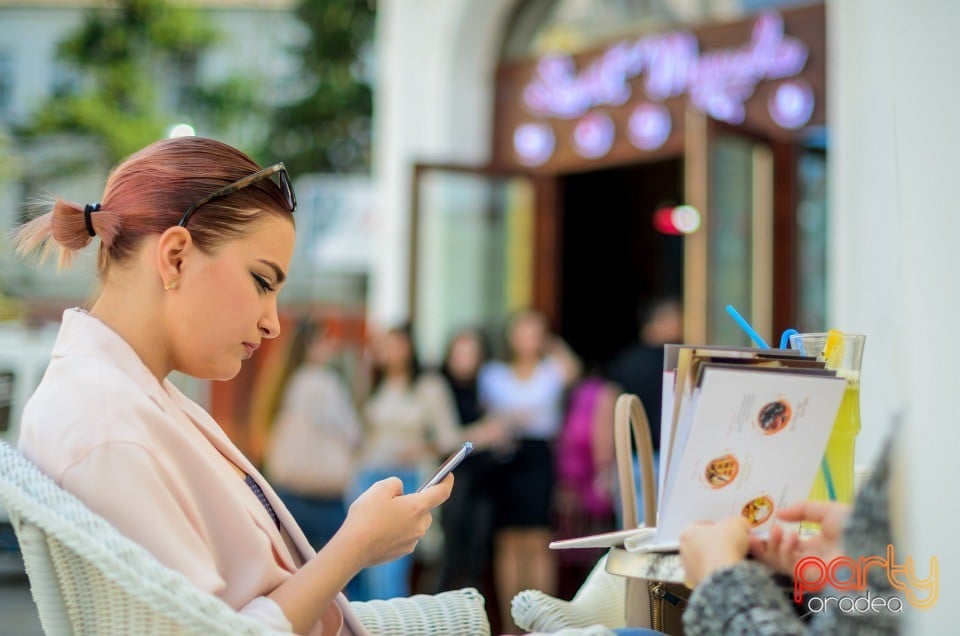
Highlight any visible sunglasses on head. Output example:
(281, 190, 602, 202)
(177, 162, 297, 228)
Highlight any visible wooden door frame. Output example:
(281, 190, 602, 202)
(407, 162, 562, 328)
(684, 113, 800, 344)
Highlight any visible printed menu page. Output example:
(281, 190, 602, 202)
(656, 364, 846, 541)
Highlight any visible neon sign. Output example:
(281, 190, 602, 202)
(628, 102, 671, 150)
(513, 122, 555, 166)
(768, 78, 815, 129)
(573, 112, 615, 158)
(521, 12, 809, 127)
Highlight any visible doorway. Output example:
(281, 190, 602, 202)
(559, 159, 684, 369)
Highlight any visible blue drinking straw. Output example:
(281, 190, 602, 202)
(820, 459, 837, 501)
(724, 305, 770, 349)
(779, 328, 800, 350)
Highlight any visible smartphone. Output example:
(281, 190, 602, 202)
(416, 441, 473, 493)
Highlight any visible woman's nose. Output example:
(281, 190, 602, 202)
(259, 301, 281, 339)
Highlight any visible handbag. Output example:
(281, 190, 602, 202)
(613, 393, 688, 635)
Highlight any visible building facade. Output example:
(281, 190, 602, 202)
(372, 2, 960, 629)
(373, 2, 826, 370)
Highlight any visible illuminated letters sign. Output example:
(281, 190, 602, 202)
(508, 10, 819, 165)
(523, 11, 807, 124)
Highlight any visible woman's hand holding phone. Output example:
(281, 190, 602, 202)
(334, 442, 470, 569)
(339, 473, 453, 569)
(417, 441, 473, 492)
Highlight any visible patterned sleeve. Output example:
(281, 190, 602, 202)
(683, 562, 806, 636)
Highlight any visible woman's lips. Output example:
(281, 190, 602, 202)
(242, 342, 259, 358)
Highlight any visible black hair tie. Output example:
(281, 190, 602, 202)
(83, 203, 101, 237)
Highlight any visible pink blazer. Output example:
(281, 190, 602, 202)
(19, 309, 368, 636)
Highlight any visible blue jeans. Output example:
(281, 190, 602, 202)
(350, 466, 420, 601)
(274, 488, 363, 599)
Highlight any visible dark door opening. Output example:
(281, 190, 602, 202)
(559, 159, 684, 369)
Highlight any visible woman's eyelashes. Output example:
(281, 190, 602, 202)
(252, 273, 274, 293)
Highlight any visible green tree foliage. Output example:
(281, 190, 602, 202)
(267, 0, 376, 174)
(20, 0, 260, 169)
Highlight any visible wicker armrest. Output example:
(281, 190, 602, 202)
(0, 441, 283, 636)
(349, 587, 490, 636)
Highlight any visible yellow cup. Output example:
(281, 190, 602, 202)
(789, 332, 866, 504)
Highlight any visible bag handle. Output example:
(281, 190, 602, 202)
(614, 393, 657, 529)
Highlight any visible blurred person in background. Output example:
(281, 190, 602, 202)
(434, 327, 510, 601)
(606, 296, 683, 442)
(479, 309, 581, 632)
(605, 296, 682, 524)
(353, 323, 462, 600)
(14, 136, 452, 635)
(265, 319, 364, 598)
(553, 368, 620, 589)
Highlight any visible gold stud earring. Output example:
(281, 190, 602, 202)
(164, 280, 180, 291)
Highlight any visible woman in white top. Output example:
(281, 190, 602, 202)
(14, 136, 452, 635)
(478, 310, 581, 633)
(352, 323, 461, 600)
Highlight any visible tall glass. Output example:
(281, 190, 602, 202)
(789, 332, 866, 504)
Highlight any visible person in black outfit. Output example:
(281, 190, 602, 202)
(434, 328, 507, 596)
(605, 297, 683, 453)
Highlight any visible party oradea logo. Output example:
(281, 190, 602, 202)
(794, 544, 937, 615)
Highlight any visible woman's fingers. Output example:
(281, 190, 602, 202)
(749, 521, 780, 558)
(342, 474, 456, 567)
(369, 476, 404, 497)
(778, 530, 800, 569)
(410, 473, 454, 506)
(777, 500, 849, 524)
(680, 517, 752, 587)
(749, 523, 794, 575)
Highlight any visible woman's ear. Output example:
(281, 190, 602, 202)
(156, 226, 193, 289)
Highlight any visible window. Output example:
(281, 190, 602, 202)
(172, 52, 200, 112)
(51, 62, 80, 98)
(795, 148, 828, 333)
(0, 52, 14, 116)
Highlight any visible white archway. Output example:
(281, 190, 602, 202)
(370, 0, 521, 326)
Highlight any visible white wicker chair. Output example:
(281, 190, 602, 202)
(0, 441, 490, 635)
